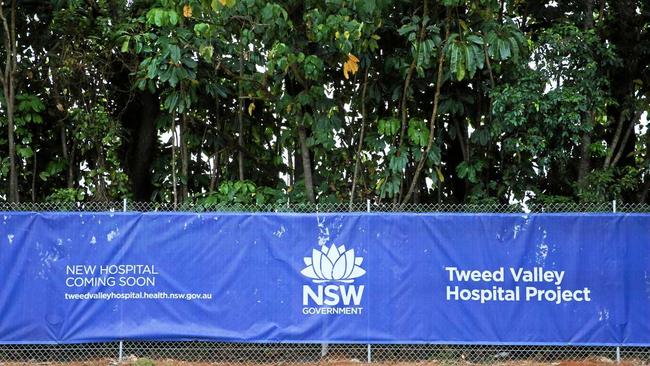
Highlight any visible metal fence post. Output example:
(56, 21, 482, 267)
(320, 343, 329, 359)
(118, 340, 124, 363)
(612, 189, 619, 363)
(367, 200, 372, 362)
(316, 202, 328, 359)
(120, 198, 127, 363)
(367, 343, 372, 363)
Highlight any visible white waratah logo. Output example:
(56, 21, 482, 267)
(301, 244, 365, 283)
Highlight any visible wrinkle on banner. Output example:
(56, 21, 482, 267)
(0, 212, 648, 345)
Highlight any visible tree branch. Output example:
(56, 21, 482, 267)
(349, 66, 370, 210)
(402, 8, 451, 205)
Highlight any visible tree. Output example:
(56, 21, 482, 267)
(0, 0, 18, 202)
(0, 0, 648, 205)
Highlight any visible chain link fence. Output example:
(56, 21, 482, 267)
(1, 200, 649, 213)
(1, 201, 649, 365)
(3, 343, 650, 365)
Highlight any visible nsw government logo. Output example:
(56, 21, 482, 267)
(301, 244, 365, 315)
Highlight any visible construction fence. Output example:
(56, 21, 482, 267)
(0, 201, 649, 366)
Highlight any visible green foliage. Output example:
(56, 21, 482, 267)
(70, 106, 130, 199)
(489, 23, 625, 201)
(134, 358, 156, 366)
(378, 118, 400, 137)
(197, 180, 286, 206)
(46, 188, 85, 203)
(1, 0, 648, 205)
(13, 94, 45, 159)
(407, 119, 429, 147)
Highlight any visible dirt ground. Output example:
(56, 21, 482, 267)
(1, 357, 646, 366)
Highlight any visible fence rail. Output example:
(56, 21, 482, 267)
(1, 201, 649, 365)
(1, 343, 649, 365)
(1, 200, 649, 213)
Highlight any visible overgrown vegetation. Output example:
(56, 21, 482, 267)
(0, 0, 648, 205)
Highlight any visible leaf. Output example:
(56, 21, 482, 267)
(465, 44, 475, 78)
(466, 34, 484, 45)
(449, 43, 459, 74)
(375, 177, 386, 191)
(17, 146, 33, 158)
(508, 36, 520, 62)
(248, 102, 255, 116)
(436, 167, 445, 183)
(407, 119, 429, 147)
(473, 44, 484, 70)
(182, 57, 198, 68)
(194, 23, 209, 35)
(343, 53, 359, 79)
(378, 118, 400, 136)
(168, 10, 179, 25)
(146, 60, 158, 79)
(428, 145, 441, 165)
(183, 4, 192, 17)
(168, 70, 179, 87)
(498, 39, 511, 60)
(121, 38, 129, 52)
(261, 4, 273, 20)
(170, 45, 181, 63)
(398, 24, 417, 36)
(154, 9, 163, 27)
(456, 57, 465, 81)
(199, 45, 214, 61)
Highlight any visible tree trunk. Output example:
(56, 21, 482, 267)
(31, 150, 37, 202)
(584, 0, 594, 29)
(640, 179, 650, 204)
(605, 0, 640, 179)
(642, 129, 650, 203)
(209, 100, 221, 194)
(577, 128, 592, 191)
(394, 1, 428, 202)
(603, 112, 625, 169)
(180, 114, 189, 200)
(237, 44, 245, 181)
(577, 110, 594, 193)
(288, 146, 294, 187)
(59, 122, 75, 189)
(94, 151, 108, 201)
(577, 0, 594, 196)
(5, 84, 17, 202)
(1, 0, 18, 202)
(209, 153, 220, 194)
(398, 0, 427, 150)
(68, 146, 76, 189)
(402, 8, 450, 204)
(349, 67, 369, 210)
(610, 110, 641, 169)
(123, 91, 160, 201)
(298, 124, 315, 203)
(171, 115, 178, 207)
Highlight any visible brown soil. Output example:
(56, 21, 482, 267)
(1, 359, 646, 366)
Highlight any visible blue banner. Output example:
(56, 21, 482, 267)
(0, 212, 648, 345)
